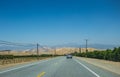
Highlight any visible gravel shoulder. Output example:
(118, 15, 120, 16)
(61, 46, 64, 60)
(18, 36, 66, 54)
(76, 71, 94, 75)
(76, 57, 120, 75)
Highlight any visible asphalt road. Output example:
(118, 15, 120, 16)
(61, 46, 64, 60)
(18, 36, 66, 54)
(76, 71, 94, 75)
(0, 57, 120, 77)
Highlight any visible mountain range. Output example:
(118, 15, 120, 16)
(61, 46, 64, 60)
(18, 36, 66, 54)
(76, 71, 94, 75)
(0, 43, 119, 50)
(51, 43, 119, 49)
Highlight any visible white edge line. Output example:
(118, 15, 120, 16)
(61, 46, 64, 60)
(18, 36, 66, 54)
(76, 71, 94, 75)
(0, 59, 49, 74)
(74, 59, 100, 77)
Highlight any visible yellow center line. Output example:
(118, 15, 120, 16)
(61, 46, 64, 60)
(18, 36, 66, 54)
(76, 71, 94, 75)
(37, 72, 46, 77)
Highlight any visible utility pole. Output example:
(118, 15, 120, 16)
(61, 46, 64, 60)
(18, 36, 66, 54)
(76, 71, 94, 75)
(79, 47, 81, 53)
(54, 48, 56, 56)
(37, 43, 39, 60)
(85, 39, 88, 57)
(85, 39, 88, 53)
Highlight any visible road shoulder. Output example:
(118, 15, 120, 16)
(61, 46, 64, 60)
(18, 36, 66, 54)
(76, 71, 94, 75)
(76, 57, 120, 75)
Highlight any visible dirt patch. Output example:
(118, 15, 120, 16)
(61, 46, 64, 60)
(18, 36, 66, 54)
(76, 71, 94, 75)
(76, 57, 120, 75)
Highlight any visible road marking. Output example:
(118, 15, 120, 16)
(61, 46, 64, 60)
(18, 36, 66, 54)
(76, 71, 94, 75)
(74, 59, 100, 77)
(0, 59, 50, 74)
(37, 72, 46, 77)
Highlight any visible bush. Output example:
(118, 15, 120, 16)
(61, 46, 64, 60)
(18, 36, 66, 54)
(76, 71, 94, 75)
(74, 47, 120, 62)
(0, 55, 14, 59)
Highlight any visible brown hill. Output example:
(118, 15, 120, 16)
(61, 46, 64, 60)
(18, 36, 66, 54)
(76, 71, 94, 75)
(0, 48, 97, 55)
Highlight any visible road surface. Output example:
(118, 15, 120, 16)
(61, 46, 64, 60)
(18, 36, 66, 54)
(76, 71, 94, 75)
(0, 57, 120, 77)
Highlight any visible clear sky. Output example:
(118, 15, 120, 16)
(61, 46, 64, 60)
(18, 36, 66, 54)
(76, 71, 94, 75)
(0, 0, 120, 46)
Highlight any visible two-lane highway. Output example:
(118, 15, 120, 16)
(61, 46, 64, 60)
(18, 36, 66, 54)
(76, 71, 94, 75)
(0, 57, 120, 77)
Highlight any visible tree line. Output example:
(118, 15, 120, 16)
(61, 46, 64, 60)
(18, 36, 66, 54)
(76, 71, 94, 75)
(72, 47, 120, 62)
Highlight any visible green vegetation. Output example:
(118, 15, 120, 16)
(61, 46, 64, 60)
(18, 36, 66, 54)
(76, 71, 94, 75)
(0, 55, 14, 59)
(0, 54, 54, 59)
(72, 47, 120, 62)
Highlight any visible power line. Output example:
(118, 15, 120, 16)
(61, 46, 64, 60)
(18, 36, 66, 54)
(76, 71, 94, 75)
(0, 40, 39, 51)
(0, 40, 36, 47)
(0, 40, 49, 52)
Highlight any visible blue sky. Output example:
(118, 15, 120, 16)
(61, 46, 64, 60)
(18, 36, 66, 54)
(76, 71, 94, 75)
(0, 0, 120, 46)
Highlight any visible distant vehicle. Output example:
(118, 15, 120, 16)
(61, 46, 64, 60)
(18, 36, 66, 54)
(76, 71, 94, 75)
(66, 54, 72, 59)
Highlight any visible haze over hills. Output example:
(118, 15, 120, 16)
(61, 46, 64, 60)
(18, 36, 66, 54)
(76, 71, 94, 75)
(51, 43, 118, 49)
(0, 43, 119, 55)
(0, 43, 119, 51)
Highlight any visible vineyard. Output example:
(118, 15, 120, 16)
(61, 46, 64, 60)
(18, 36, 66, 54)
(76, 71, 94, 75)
(0, 54, 53, 65)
